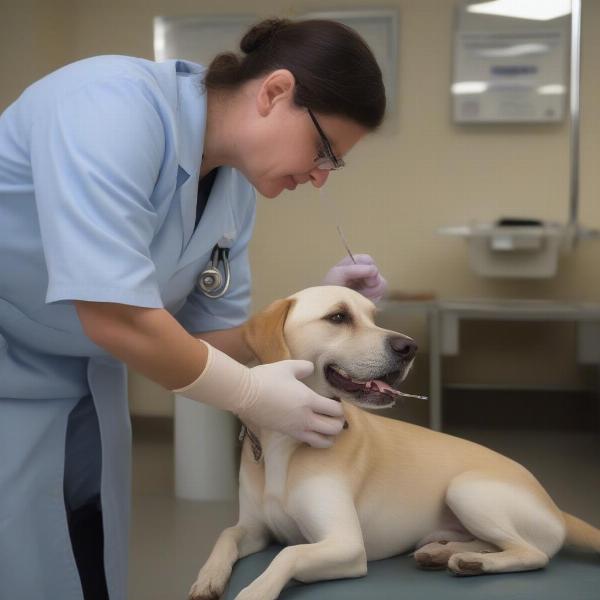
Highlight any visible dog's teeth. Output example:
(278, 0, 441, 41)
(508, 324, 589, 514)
(332, 366, 351, 378)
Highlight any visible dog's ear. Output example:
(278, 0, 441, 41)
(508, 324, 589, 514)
(243, 298, 296, 364)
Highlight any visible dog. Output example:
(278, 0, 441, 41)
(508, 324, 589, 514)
(189, 285, 600, 600)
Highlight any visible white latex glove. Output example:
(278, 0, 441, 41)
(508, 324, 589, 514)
(173, 341, 345, 448)
(322, 254, 388, 303)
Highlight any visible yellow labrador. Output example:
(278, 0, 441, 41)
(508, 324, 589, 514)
(190, 286, 600, 600)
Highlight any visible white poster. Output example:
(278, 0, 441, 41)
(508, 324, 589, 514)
(453, 13, 569, 123)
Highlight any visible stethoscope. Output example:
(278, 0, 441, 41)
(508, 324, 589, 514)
(197, 243, 231, 298)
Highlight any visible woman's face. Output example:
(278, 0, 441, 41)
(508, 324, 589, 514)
(239, 73, 370, 198)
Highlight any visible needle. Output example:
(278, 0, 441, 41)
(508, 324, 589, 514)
(319, 188, 357, 264)
(396, 391, 429, 401)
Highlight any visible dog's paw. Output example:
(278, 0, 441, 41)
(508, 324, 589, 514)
(188, 579, 222, 600)
(447, 552, 486, 576)
(414, 541, 452, 570)
(189, 580, 223, 600)
(188, 565, 231, 600)
(415, 551, 448, 570)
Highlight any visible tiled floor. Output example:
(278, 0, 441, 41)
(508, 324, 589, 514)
(129, 419, 600, 600)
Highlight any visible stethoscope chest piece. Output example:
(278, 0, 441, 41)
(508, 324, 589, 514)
(197, 243, 231, 298)
(199, 266, 223, 292)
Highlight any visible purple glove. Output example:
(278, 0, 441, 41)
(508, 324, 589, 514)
(322, 254, 388, 303)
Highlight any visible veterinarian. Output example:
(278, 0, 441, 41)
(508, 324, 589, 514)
(0, 17, 386, 600)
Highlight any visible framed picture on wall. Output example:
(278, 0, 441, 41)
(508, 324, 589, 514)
(452, 1, 570, 123)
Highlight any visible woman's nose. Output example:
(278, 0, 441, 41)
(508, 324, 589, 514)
(309, 168, 330, 188)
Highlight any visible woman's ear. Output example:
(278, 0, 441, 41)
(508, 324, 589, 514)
(256, 69, 295, 116)
(243, 298, 296, 363)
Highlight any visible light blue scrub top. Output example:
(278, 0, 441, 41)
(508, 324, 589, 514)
(0, 56, 256, 600)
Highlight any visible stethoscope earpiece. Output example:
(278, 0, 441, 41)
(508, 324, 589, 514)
(197, 244, 231, 298)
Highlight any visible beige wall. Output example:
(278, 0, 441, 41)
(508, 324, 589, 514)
(4, 0, 599, 421)
(1, 0, 73, 108)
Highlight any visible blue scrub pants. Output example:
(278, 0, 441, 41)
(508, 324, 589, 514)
(64, 395, 109, 600)
(0, 394, 109, 600)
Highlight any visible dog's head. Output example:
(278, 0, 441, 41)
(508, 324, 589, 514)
(243, 286, 417, 409)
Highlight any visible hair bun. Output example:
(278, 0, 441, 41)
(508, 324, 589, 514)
(240, 18, 290, 54)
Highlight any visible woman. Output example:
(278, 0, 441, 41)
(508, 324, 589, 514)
(0, 18, 387, 600)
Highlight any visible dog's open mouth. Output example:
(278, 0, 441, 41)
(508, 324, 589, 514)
(325, 365, 403, 408)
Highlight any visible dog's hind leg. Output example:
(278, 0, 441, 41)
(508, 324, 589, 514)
(233, 477, 366, 600)
(443, 472, 566, 576)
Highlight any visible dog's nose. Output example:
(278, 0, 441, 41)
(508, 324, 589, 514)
(389, 336, 417, 360)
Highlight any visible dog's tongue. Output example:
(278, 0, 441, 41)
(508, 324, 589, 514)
(367, 380, 428, 401)
(367, 379, 401, 396)
(358, 379, 399, 410)
(330, 370, 397, 396)
(367, 379, 427, 400)
(328, 367, 428, 401)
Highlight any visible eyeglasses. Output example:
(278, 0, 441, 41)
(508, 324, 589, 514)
(307, 108, 345, 171)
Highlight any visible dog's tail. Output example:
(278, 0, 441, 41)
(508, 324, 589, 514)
(563, 511, 600, 554)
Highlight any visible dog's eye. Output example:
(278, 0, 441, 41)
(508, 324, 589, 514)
(328, 312, 348, 324)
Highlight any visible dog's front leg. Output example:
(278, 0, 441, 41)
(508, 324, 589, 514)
(234, 477, 366, 600)
(234, 536, 367, 600)
(189, 521, 270, 600)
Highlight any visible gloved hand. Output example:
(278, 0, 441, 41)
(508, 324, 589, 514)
(173, 341, 345, 448)
(323, 254, 388, 303)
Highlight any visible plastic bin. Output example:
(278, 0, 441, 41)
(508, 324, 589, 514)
(439, 221, 565, 279)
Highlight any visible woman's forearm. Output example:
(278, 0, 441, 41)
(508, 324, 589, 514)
(75, 301, 208, 390)
(194, 325, 254, 364)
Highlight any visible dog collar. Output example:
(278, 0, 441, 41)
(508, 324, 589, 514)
(238, 420, 349, 462)
(238, 424, 263, 462)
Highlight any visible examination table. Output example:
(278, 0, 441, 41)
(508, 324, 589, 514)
(223, 545, 599, 599)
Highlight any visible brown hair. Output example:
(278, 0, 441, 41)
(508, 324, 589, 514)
(204, 18, 386, 129)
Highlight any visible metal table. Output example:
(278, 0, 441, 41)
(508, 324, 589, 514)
(386, 299, 600, 431)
